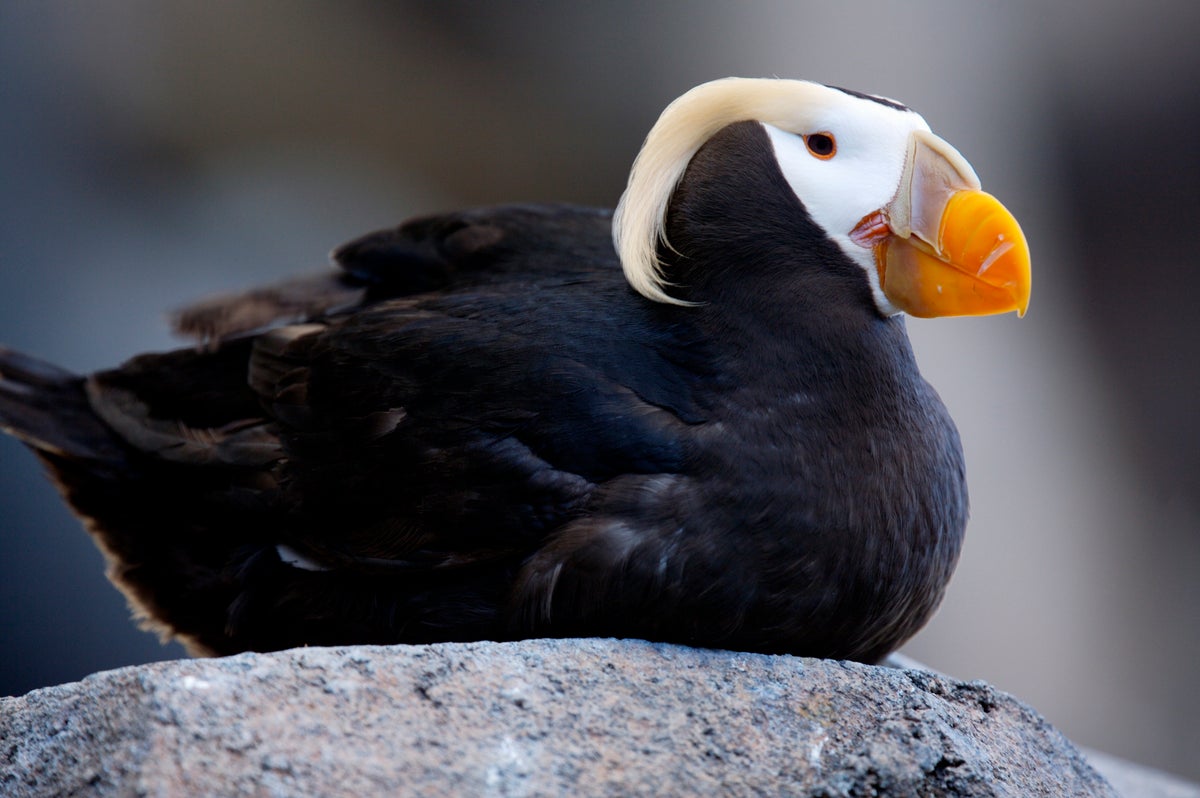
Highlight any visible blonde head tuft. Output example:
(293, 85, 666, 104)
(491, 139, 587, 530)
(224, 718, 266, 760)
(613, 78, 842, 305)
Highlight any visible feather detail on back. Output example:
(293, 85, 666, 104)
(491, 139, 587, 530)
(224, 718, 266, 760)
(172, 274, 364, 345)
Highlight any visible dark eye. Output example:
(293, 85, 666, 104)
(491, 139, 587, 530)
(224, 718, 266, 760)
(804, 132, 837, 159)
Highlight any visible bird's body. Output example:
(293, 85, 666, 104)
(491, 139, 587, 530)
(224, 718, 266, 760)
(0, 80, 1029, 663)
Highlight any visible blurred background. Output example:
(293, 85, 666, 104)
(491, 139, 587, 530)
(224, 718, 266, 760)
(1, 0, 1197, 780)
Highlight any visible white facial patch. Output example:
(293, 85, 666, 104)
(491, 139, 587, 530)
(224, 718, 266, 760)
(762, 100, 932, 316)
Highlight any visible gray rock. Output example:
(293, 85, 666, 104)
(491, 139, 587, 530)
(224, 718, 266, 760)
(1, 639, 1116, 797)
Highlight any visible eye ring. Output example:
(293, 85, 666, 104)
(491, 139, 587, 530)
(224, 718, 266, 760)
(804, 132, 837, 160)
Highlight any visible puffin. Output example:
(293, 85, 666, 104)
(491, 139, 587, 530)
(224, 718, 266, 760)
(0, 78, 1030, 664)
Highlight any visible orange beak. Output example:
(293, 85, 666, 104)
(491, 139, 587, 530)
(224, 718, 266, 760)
(852, 130, 1031, 318)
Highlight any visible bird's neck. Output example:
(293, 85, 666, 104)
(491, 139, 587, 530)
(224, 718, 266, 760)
(690, 281, 919, 403)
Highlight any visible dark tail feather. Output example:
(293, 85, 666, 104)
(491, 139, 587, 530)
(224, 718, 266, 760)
(0, 346, 258, 655)
(0, 347, 125, 462)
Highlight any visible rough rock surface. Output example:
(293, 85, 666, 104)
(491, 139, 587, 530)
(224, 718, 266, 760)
(1, 639, 1116, 797)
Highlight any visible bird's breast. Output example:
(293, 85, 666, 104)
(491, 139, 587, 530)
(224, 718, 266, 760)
(665, 370, 967, 659)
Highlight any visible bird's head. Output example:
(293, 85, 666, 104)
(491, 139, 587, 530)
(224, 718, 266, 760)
(613, 78, 1031, 318)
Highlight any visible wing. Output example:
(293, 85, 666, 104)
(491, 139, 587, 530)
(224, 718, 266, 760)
(67, 204, 716, 651)
(161, 204, 709, 574)
(250, 277, 701, 570)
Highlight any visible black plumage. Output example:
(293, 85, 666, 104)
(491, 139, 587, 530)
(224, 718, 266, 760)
(0, 82, 1020, 664)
